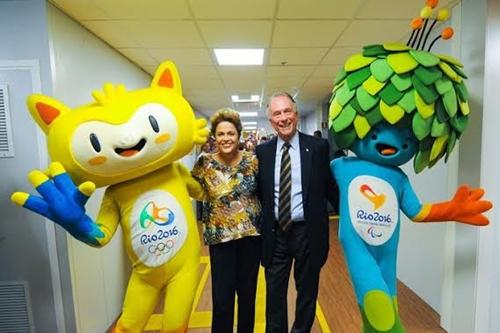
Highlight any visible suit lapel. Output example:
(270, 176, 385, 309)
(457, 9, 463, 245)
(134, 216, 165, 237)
(263, 138, 277, 202)
(299, 133, 312, 203)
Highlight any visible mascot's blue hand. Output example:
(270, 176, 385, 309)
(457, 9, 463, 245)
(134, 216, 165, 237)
(11, 162, 104, 245)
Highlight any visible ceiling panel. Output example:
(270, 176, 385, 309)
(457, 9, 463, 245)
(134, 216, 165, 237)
(148, 48, 214, 65)
(218, 66, 265, 80)
(224, 79, 262, 92)
(82, 21, 139, 48)
(356, 0, 426, 19)
(125, 21, 205, 48)
(52, 0, 108, 20)
(184, 89, 228, 99)
(356, 0, 459, 19)
(50, 0, 462, 118)
(198, 21, 273, 48)
(311, 65, 342, 78)
(272, 20, 349, 47)
(176, 65, 219, 80)
(183, 77, 225, 90)
(266, 76, 307, 88)
(266, 65, 315, 78)
(321, 46, 362, 65)
(94, 0, 191, 19)
(218, 66, 265, 92)
(302, 77, 334, 90)
(118, 48, 158, 66)
(335, 20, 410, 46)
(189, 0, 277, 19)
(269, 48, 329, 65)
(264, 86, 301, 99)
(221, 80, 264, 92)
(277, 0, 364, 19)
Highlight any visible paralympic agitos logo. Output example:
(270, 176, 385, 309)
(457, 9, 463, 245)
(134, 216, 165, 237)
(139, 201, 175, 229)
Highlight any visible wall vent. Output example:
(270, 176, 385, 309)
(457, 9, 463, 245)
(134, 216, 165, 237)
(0, 84, 15, 158)
(0, 281, 34, 333)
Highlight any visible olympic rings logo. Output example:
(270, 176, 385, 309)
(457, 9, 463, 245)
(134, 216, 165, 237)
(148, 240, 174, 256)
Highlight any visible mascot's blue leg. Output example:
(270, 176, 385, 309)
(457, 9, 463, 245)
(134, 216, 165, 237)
(339, 227, 405, 333)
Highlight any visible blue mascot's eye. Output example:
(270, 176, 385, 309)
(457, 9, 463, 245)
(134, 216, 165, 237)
(403, 143, 409, 149)
(371, 134, 378, 140)
(89, 133, 101, 152)
(149, 115, 160, 133)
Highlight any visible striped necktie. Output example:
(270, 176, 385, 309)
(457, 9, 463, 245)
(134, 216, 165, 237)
(278, 142, 292, 231)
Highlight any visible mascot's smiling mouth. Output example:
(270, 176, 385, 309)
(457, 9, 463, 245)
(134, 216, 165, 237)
(376, 143, 398, 156)
(115, 138, 147, 157)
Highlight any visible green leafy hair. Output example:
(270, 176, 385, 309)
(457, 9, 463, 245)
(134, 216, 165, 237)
(329, 43, 469, 173)
(329, 1, 470, 173)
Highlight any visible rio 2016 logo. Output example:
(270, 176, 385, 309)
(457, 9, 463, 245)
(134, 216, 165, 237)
(140, 201, 175, 229)
(349, 176, 397, 246)
(360, 184, 386, 210)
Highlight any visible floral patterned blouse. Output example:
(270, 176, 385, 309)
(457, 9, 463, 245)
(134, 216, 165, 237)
(192, 151, 261, 245)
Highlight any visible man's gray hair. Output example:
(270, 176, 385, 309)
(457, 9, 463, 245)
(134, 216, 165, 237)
(267, 91, 298, 117)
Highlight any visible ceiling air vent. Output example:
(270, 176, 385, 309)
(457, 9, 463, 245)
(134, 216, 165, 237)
(0, 84, 15, 158)
(0, 281, 34, 332)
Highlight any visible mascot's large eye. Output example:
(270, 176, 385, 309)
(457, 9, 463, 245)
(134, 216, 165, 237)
(89, 133, 101, 152)
(371, 134, 378, 140)
(148, 115, 160, 133)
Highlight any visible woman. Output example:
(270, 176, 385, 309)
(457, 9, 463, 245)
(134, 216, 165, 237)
(192, 108, 261, 333)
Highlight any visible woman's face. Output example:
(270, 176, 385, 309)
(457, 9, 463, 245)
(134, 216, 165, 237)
(214, 121, 240, 155)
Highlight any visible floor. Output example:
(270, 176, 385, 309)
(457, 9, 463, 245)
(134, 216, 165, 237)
(130, 219, 446, 333)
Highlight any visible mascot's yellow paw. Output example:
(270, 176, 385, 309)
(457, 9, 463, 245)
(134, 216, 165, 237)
(193, 118, 209, 144)
(363, 290, 395, 331)
(78, 181, 96, 197)
(49, 161, 66, 176)
(28, 170, 49, 188)
(11, 192, 29, 206)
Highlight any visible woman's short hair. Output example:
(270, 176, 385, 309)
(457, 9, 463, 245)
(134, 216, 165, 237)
(210, 108, 242, 138)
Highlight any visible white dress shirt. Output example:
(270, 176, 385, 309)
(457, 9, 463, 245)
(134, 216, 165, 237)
(274, 132, 304, 222)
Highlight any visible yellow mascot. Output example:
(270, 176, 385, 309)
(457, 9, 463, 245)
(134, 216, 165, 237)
(11, 61, 208, 333)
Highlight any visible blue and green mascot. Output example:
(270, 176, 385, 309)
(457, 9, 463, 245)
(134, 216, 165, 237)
(328, 1, 493, 332)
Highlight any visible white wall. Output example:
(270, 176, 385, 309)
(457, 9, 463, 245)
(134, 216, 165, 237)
(475, 0, 500, 332)
(440, 1, 488, 332)
(47, 4, 150, 333)
(396, 3, 491, 323)
(0, 1, 61, 332)
(398, 162, 448, 312)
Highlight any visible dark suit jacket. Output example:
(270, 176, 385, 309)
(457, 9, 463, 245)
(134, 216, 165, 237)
(255, 132, 338, 268)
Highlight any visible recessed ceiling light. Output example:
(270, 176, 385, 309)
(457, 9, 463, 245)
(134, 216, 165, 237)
(231, 94, 260, 103)
(244, 126, 257, 130)
(242, 121, 257, 125)
(214, 49, 264, 65)
(238, 111, 258, 117)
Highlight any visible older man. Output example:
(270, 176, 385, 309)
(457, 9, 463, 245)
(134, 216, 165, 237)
(256, 92, 338, 333)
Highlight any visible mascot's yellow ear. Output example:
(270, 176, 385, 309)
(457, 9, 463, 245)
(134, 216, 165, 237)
(27, 95, 70, 134)
(151, 61, 182, 96)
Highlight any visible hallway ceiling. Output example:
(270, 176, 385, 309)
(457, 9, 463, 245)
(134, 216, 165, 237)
(49, 0, 459, 120)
